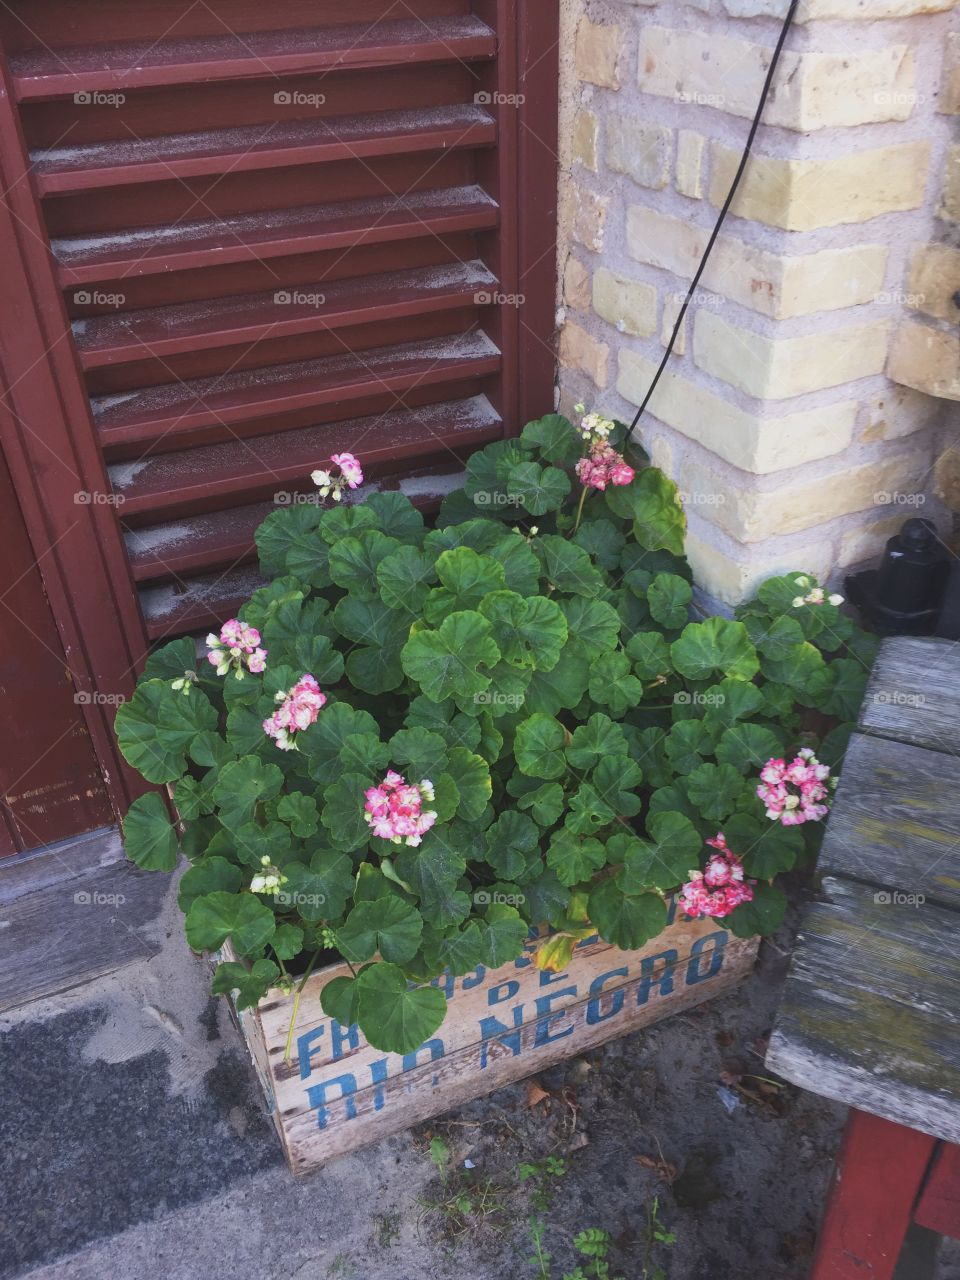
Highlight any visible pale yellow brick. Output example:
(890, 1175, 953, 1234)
(859, 385, 941, 443)
(776, 245, 889, 319)
(710, 141, 930, 231)
(626, 207, 888, 319)
(560, 321, 610, 388)
(564, 255, 591, 310)
(638, 27, 916, 131)
(941, 33, 960, 115)
(626, 206, 707, 278)
(573, 188, 610, 253)
(618, 349, 857, 473)
(724, 0, 958, 16)
(684, 528, 835, 607)
(575, 17, 623, 90)
(680, 452, 930, 543)
(838, 515, 903, 569)
(934, 448, 960, 512)
(676, 130, 705, 199)
(888, 319, 960, 401)
(941, 146, 960, 223)
(649, 435, 674, 475)
(660, 294, 688, 356)
(592, 266, 657, 337)
(693, 311, 889, 400)
(573, 110, 599, 172)
(905, 244, 960, 321)
(607, 114, 671, 190)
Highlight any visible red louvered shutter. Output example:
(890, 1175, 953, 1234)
(0, 0, 559, 649)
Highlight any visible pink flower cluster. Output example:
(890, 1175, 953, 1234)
(575, 443, 635, 491)
(679, 834, 754, 920)
(263, 674, 326, 751)
(364, 771, 438, 847)
(757, 749, 833, 826)
(311, 452, 364, 502)
(206, 619, 267, 679)
(573, 406, 635, 492)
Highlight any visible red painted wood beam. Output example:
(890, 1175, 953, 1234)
(914, 1143, 960, 1239)
(811, 1110, 937, 1280)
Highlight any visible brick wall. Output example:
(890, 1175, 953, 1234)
(556, 0, 960, 606)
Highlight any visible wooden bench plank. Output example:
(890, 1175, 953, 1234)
(859, 635, 960, 754)
(766, 877, 960, 1145)
(818, 732, 960, 911)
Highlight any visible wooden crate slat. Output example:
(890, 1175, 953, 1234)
(767, 877, 960, 1145)
(817, 733, 960, 910)
(224, 916, 758, 1174)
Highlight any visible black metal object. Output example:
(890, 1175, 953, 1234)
(845, 518, 950, 636)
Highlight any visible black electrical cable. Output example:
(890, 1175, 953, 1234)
(626, 0, 801, 443)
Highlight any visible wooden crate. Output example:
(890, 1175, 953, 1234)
(225, 906, 758, 1174)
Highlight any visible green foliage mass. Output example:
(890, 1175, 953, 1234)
(115, 416, 874, 1053)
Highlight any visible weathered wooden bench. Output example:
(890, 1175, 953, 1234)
(766, 635, 960, 1278)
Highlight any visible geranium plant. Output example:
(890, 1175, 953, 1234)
(115, 414, 875, 1055)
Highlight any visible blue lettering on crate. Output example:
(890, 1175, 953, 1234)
(298, 925, 733, 1122)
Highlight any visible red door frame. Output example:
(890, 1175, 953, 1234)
(0, 2, 559, 832)
(0, 42, 150, 822)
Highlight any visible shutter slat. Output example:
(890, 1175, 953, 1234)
(34, 104, 496, 194)
(75, 261, 498, 369)
(53, 184, 499, 284)
(94, 331, 502, 453)
(110, 394, 502, 521)
(5, 1, 551, 639)
(12, 16, 496, 100)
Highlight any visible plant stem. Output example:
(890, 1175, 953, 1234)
(573, 485, 588, 533)
(283, 947, 323, 1065)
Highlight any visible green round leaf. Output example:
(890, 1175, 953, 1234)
(479, 591, 567, 672)
(647, 572, 693, 630)
(376, 545, 436, 614)
(515, 713, 567, 779)
(588, 881, 668, 950)
(483, 810, 540, 881)
(480, 903, 529, 967)
(671, 617, 759, 683)
(546, 831, 606, 887)
(500, 459, 571, 516)
(566, 713, 627, 771)
(401, 611, 501, 703)
(727, 882, 787, 938)
(115, 680, 218, 784)
(338, 895, 423, 965)
(355, 962, 448, 1055)
(445, 747, 493, 821)
(213, 756, 284, 832)
(185, 891, 276, 956)
(122, 791, 179, 871)
(178, 856, 242, 913)
(282, 847, 354, 921)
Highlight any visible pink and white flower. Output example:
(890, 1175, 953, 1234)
(574, 407, 634, 491)
(364, 771, 438, 847)
(756, 748, 835, 826)
(263, 674, 327, 751)
(206, 618, 267, 680)
(311, 452, 364, 502)
(679, 833, 754, 920)
(575, 442, 635, 491)
(791, 576, 844, 609)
